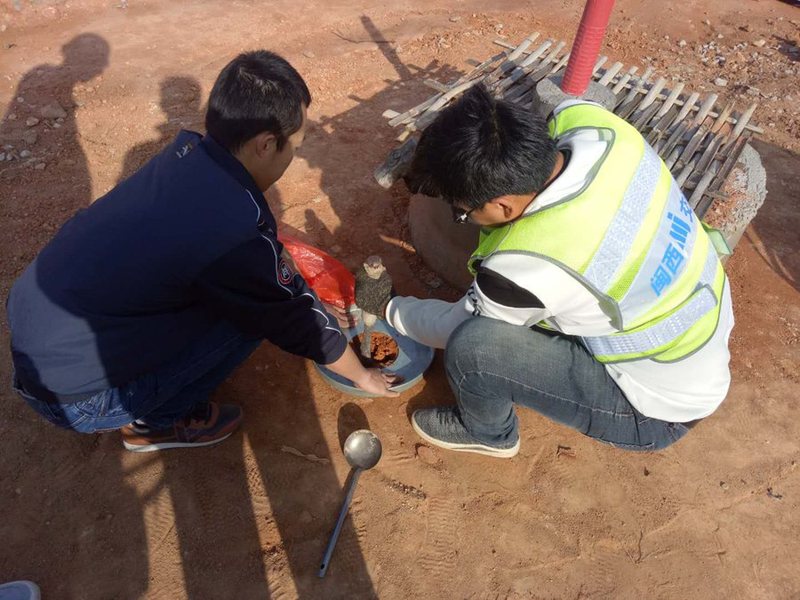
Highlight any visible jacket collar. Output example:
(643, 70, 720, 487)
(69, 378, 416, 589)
(200, 134, 265, 203)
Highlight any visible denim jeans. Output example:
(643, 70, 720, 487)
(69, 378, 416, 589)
(14, 321, 260, 433)
(445, 317, 690, 451)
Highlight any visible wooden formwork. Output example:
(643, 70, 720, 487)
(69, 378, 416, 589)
(375, 32, 762, 225)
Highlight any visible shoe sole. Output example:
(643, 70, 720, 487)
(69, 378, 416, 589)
(412, 415, 520, 458)
(123, 431, 235, 453)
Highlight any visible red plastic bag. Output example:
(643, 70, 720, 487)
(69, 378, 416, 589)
(279, 234, 356, 310)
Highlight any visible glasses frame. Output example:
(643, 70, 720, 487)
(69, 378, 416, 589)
(452, 204, 478, 224)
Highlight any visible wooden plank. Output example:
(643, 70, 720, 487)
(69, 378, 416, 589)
(616, 66, 655, 118)
(729, 103, 757, 142)
(597, 61, 624, 86)
(611, 66, 638, 94)
(423, 79, 449, 93)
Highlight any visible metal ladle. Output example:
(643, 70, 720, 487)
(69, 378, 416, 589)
(318, 429, 382, 578)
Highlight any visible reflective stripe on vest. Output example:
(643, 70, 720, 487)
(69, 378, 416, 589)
(581, 246, 719, 358)
(583, 143, 662, 293)
(615, 178, 701, 328)
(469, 103, 725, 363)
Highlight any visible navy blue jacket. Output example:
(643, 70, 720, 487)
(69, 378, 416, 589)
(7, 131, 347, 398)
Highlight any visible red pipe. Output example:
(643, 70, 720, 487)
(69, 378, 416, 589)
(561, 0, 616, 96)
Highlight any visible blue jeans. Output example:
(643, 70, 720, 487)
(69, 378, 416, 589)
(14, 321, 260, 433)
(445, 317, 691, 451)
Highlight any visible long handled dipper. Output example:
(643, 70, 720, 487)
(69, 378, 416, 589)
(318, 430, 383, 578)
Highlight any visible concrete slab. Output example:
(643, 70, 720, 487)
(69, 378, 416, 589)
(534, 75, 617, 118)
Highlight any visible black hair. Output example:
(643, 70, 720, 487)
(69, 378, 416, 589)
(205, 50, 311, 153)
(406, 84, 558, 209)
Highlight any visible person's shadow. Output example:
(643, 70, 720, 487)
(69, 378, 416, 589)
(156, 339, 378, 598)
(0, 33, 151, 600)
(118, 76, 205, 182)
(1, 32, 109, 267)
(295, 16, 464, 298)
(743, 140, 800, 293)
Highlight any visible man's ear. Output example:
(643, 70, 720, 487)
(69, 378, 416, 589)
(490, 196, 516, 220)
(253, 131, 278, 157)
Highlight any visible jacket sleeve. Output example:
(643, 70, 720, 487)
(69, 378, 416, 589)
(385, 295, 471, 349)
(194, 236, 348, 365)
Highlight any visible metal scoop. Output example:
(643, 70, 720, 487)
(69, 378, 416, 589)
(318, 430, 382, 577)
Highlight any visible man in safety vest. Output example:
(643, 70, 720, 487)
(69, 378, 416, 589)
(383, 84, 734, 458)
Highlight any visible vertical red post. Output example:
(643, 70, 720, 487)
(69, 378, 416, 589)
(561, 0, 616, 96)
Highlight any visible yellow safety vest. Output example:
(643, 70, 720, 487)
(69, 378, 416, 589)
(468, 103, 726, 363)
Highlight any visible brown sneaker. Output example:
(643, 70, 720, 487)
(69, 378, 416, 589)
(121, 402, 243, 452)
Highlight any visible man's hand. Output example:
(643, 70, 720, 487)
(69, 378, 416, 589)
(324, 344, 400, 397)
(354, 368, 400, 397)
(322, 302, 359, 329)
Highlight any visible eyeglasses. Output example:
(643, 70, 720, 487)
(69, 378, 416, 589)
(452, 204, 478, 224)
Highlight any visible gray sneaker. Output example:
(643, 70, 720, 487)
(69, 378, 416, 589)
(411, 407, 520, 458)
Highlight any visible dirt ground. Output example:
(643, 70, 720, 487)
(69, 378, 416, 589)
(1, 1, 799, 598)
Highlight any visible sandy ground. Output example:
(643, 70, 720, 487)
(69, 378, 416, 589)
(1, 1, 799, 598)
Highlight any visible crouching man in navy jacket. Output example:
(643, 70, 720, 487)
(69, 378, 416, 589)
(7, 50, 397, 452)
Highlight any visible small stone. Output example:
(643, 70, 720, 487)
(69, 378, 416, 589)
(16, 96, 24, 103)
(766, 487, 783, 500)
(14, 487, 21, 495)
(494, 23, 504, 31)
(19, 149, 31, 158)
(713, 77, 728, 87)
(0, 153, 5, 161)
(34, 162, 46, 170)
(40, 102, 67, 119)
(449, 15, 461, 22)
(6, 113, 16, 121)
(53, 122, 62, 129)
(302, 50, 315, 59)
(720, 481, 730, 490)
(25, 116, 39, 127)
(717, 33, 724, 39)
(703, 19, 711, 26)
(21, 130, 38, 145)
(753, 39, 766, 48)
(416, 444, 440, 465)
(678, 39, 687, 47)
(6, 154, 14, 161)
